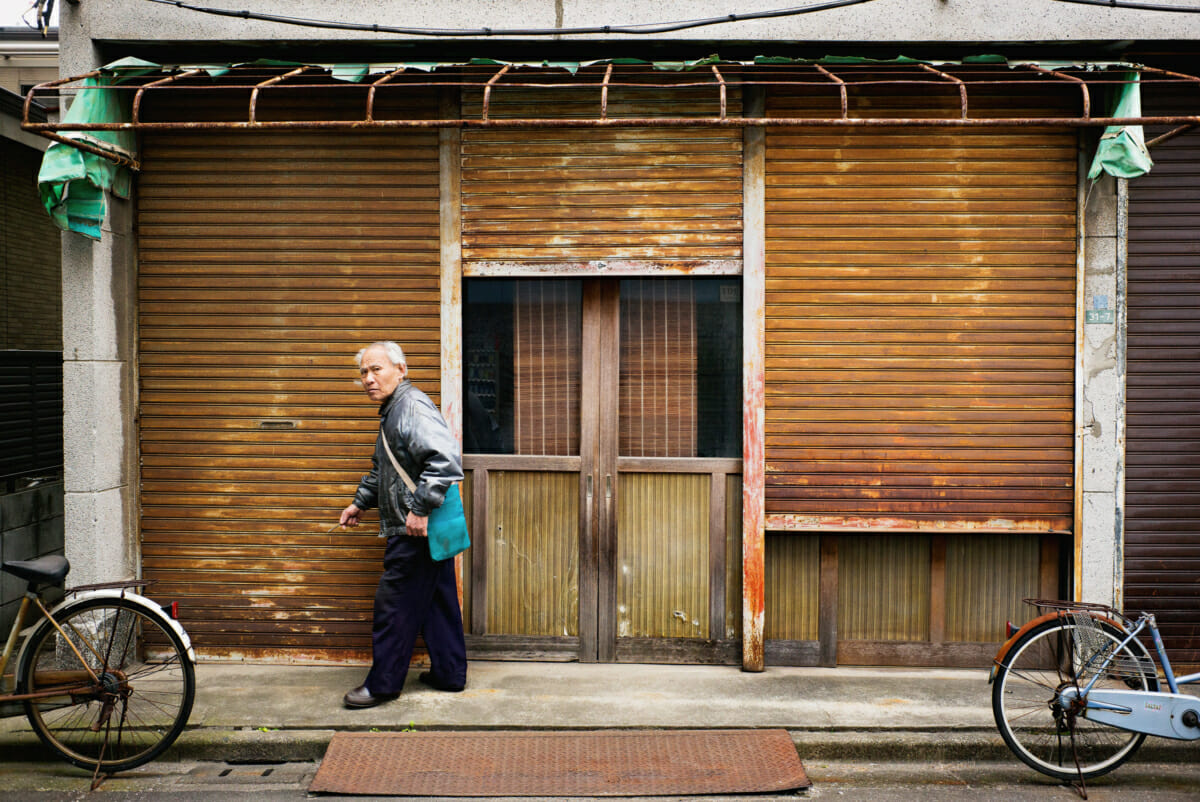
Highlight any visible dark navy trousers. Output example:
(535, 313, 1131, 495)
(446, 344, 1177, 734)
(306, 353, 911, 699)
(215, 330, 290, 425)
(364, 535, 467, 696)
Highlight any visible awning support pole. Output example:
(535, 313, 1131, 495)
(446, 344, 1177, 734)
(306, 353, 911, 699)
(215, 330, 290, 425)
(132, 69, 207, 125)
(712, 65, 728, 120)
(814, 64, 848, 120)
(1030, 65, 1090, 120)
(367, 66, 408, 123)
(919, 63, 968, 119)
(249, 65, 312, 124)
(481, 64, 511, 123)
(600, 63, 613, 121)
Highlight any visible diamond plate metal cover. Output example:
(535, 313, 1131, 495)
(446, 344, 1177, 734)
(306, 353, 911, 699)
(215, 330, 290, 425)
(309, 728, 810, 796)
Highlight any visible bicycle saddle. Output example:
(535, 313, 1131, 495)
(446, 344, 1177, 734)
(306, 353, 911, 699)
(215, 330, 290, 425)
(1, 555, 70, 586)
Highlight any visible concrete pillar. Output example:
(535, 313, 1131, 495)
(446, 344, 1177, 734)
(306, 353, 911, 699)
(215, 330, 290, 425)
(58, 15, 139, 586)
(60, 199, 138, 586)
(1076, 171, 1125, 607)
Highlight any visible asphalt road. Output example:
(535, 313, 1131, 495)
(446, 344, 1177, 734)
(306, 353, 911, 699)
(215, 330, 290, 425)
(1, 758, 1198, 800)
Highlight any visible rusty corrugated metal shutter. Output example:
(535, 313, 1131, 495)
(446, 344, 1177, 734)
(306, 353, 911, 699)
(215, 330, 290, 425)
(763, 91, 1078, 531)
(460, 87, 743, 266)
(1126, 89, 1200, 665)
(137, 128, 441, 659)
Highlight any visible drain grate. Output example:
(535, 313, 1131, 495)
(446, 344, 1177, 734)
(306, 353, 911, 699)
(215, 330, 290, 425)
(310, 729, 810, 797)
(183, 762, 313, 785)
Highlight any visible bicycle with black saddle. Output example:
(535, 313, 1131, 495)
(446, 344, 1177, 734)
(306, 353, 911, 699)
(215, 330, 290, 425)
(1, 555, 195, 781)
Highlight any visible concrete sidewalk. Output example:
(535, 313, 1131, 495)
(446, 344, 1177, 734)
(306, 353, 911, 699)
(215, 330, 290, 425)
(2, 661, 1197, 764)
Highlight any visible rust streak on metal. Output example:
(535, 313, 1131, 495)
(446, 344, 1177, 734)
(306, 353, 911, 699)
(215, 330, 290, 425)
(814, 65, 848, 120)
(919, 63, 968, 119)
(481, 64, 511, 123)
(367, 66, 408, 122)
(1029, 65, 1090, 120)
(249, 65, 311, 124)
(600, 63, 613, 121)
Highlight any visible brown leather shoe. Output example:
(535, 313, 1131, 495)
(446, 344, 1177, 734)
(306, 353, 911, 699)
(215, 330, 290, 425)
(343, 684, 398, 709)
(418, 671, 465, 692)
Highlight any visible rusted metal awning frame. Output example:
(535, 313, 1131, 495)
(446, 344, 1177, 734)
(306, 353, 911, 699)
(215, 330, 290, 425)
(22, 60, 1200, 169)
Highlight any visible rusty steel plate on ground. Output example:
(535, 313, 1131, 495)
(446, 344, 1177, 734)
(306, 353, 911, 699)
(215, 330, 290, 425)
(308, 729, 810, 797)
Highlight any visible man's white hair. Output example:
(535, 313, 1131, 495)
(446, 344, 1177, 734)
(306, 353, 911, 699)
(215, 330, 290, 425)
(356, 341, 407, 369)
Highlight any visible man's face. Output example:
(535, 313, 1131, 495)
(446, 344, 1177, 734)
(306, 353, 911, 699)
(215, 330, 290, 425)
(359, 345, 406, 402)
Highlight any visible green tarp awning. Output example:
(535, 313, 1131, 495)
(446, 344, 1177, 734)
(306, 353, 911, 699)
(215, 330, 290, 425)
(37, 58, 155, 239)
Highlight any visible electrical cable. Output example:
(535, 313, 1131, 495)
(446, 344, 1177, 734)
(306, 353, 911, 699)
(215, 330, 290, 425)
(139, 0, 883, 37)
(1050, 0, 1200, 12)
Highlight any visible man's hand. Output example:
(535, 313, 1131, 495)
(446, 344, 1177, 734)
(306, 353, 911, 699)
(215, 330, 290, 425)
(339, 503, 362, 528)
(405, 511, 429, 538)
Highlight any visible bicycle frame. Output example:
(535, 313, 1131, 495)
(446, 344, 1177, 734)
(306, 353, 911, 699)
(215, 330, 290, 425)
(2, 586, 196, 705)
(1, 591, 104, 709)
(1077, 613, 1200, 695)
(1062, 612, 1200, 741)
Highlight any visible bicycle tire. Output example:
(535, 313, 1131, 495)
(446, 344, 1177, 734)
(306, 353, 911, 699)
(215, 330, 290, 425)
(17, 596, 195, 773)
(992, 614, 1158, 781)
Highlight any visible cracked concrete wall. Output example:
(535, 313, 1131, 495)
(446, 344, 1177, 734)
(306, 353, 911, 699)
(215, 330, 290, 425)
(1077, 173, 1126, 607)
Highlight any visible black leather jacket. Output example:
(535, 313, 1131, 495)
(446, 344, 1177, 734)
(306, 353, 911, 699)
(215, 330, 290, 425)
(352, 380, 464, 537)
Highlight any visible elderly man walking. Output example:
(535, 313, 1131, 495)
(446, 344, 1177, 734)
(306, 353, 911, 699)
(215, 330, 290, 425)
(338, 341, 468, 708)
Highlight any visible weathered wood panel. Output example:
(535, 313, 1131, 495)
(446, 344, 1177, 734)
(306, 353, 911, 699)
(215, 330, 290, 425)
(485, 471, 579, 637)
(617, 473, 710, 639)
(944, 534, 1039, 641)
(137, 129, 441, 659)
(838, 534, 931, 642)
(763, 533, 819, 641)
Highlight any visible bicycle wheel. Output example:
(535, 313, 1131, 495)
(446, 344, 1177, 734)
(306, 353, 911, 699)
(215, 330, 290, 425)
(17, 597, 195, 773)
(992, 614, 1158, 781)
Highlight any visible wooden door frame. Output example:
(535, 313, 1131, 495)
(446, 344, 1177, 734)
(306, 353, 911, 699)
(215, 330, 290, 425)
(445, 195, 761, 669)
(587, 281, 621, 662)
(455, 275, 749, 664)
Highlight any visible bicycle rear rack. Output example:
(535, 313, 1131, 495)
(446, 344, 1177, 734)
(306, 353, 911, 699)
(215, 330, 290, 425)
(65, 579, 156, 596)
(1024, 598, 1156, 682)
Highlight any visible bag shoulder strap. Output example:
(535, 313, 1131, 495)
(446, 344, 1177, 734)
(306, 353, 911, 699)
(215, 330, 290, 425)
(380, 429, 418, 493)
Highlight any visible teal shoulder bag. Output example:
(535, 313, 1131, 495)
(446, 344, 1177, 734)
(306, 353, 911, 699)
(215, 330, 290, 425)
(380, 433, 471, 561)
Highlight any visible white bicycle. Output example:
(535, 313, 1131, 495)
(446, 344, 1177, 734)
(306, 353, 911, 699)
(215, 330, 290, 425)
(991, 598, 1199, 794)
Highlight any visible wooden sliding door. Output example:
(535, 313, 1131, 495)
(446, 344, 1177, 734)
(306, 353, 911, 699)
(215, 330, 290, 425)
(463, 277, 742, 662)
